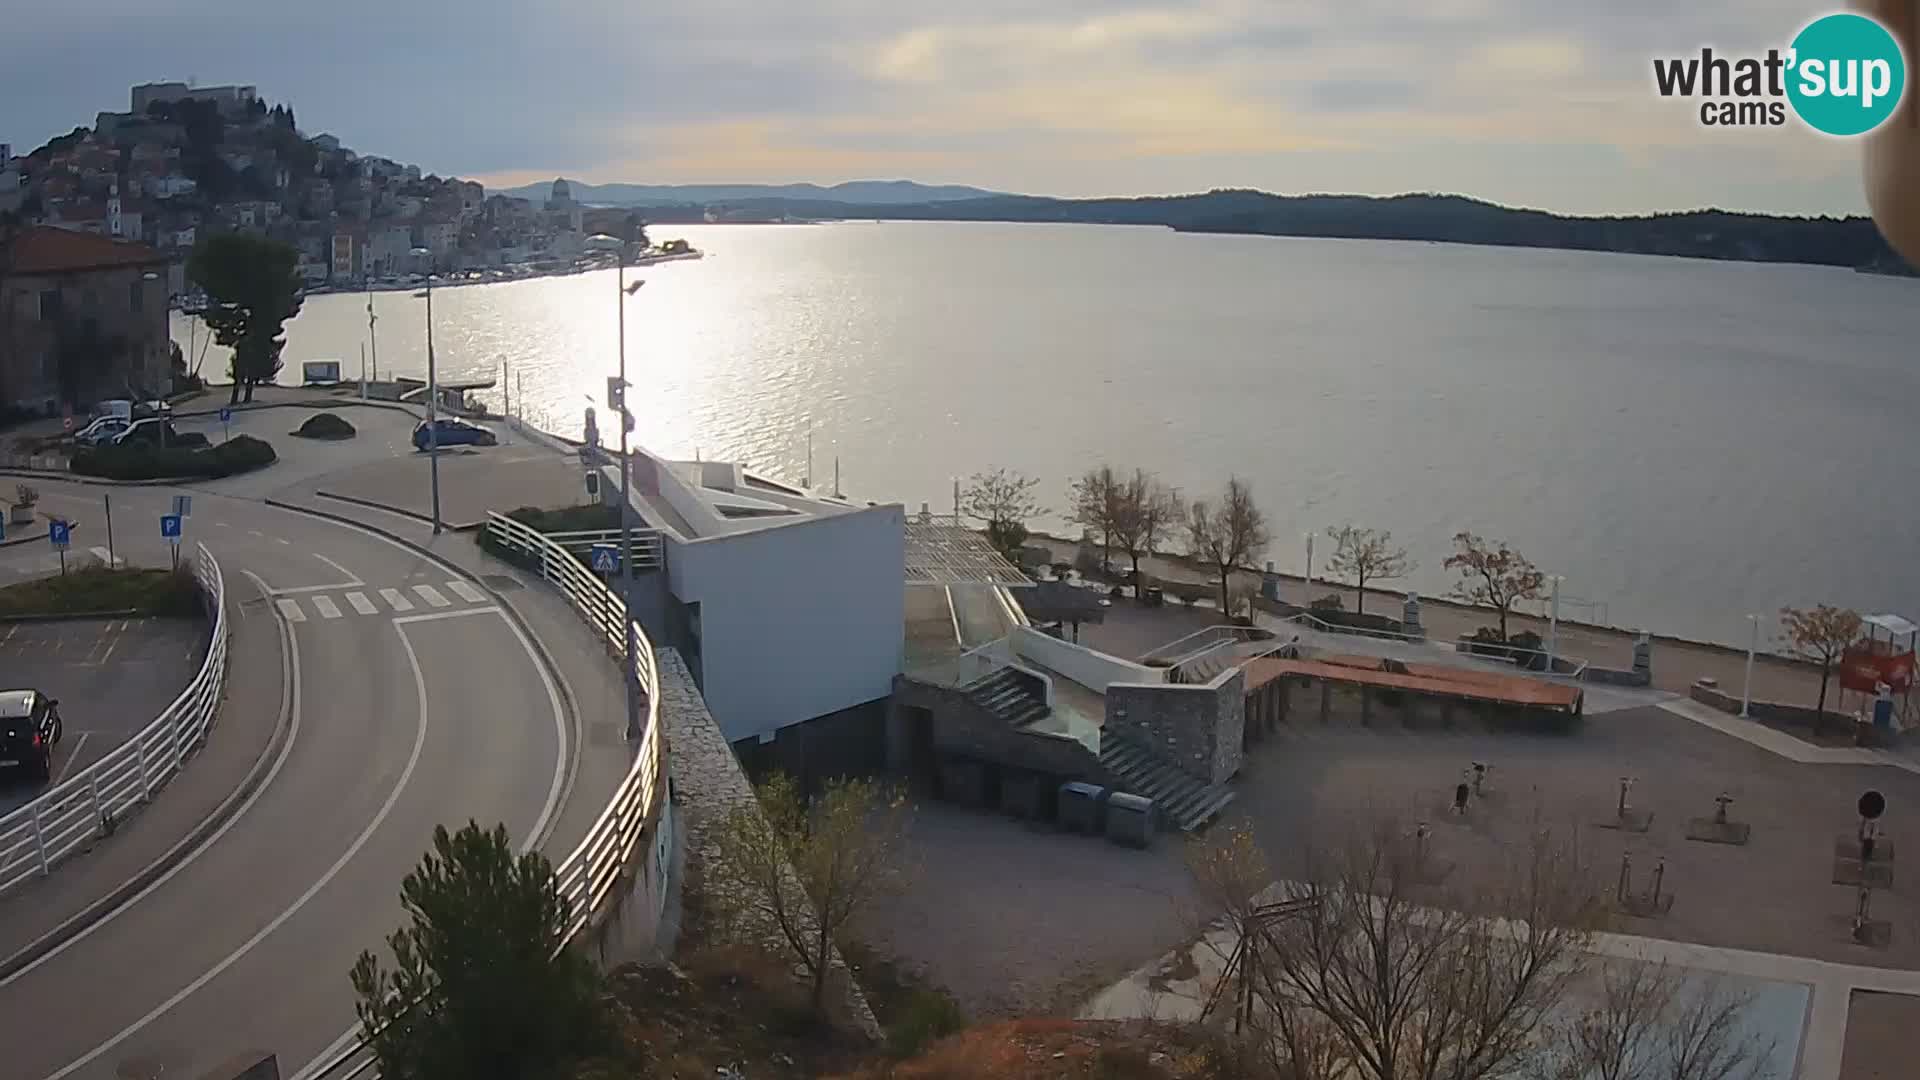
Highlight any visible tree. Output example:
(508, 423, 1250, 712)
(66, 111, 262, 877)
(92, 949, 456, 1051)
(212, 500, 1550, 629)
(1188, 821, 1604, 1080)
(1325, 524, 1415, 616)
(1110, 469, 1182, 590)
(188, 232, 303, 404)
(1066, 465, 1123, 570)
(1553, 959, 1776, 1080)
(960, 467, 1043, 562)
(1443, 531, 1545, 641)
(709, 773, 912, 1012)
(349, 821, 608, 1080)
(1779, 604, 1864, 731)
(1187, 476, 1270, 616)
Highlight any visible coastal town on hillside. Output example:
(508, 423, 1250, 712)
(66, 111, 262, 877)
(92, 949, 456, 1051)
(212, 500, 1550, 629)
(0, 80, 696, 301)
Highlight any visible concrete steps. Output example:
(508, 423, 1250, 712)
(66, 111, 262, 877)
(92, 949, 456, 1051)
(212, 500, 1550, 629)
(1098, 733, 1235, 832)
(966, 668, 1051, 727)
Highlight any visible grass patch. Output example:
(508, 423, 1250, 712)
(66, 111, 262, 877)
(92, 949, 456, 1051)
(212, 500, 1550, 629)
(839, 940, 969, 1060)
(291, 412, 357, 440)
(0, 564, 203, 617)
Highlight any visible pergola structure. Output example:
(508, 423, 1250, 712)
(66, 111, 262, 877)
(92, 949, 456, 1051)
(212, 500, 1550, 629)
(902, 522, 1032, 587)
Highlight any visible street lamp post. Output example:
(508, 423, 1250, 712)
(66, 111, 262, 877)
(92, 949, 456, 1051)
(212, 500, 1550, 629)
(1742, 614, 1760, 718)
(588, 233, 645, 741)
(410, 250, 441, 534)
(1547, 574, 1564, 672)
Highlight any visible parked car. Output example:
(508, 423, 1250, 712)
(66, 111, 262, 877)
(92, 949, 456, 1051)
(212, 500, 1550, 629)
(112, 417, 184, 447)
(74, 416, 130, 446)
(0, 689, 63, 783)
(412, 418, 497, 450)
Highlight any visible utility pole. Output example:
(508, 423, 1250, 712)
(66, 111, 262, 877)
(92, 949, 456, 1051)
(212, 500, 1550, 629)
(412, 267, 441, 534)
(615, 242, 643, 742)
(366, 280, 379, 384)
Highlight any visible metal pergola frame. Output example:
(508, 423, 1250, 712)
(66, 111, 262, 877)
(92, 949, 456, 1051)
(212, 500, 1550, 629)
(903, 521, 1033, 587)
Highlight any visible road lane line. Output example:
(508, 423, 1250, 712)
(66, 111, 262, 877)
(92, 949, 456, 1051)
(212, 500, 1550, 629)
(378, 588, 414, 612)
(50, 733, 90, 786)
(344, 591, 377, 616)
(3, 568, 303, 987)
(247, 530, 264, 538)
(393, 606, 500, 625)
(274, 598, 307, 623)
(275, 537, 291, 546)
(312, 552, 361, 584)
(446, 579, 486, 604)
(311, 595, 342, 620)
(411, 583, 451, 608)
(43, 600, 431, 1080)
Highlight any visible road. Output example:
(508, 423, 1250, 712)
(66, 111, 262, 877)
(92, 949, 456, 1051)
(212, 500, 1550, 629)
(0, 477, 575, 1080)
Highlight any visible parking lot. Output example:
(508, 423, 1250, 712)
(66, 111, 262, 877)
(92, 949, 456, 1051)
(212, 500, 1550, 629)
(0, 617, 208, 816)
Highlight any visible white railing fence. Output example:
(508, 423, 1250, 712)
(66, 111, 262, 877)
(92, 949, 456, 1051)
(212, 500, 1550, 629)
(0, 542, 228, 898)
(539, 527, 664, 571)
(309, 512, 668, 1080)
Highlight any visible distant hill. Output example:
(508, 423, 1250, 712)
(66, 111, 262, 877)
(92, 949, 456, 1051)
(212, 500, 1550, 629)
(502, 178, 1005, 206)
(625, 188, 1909, 272)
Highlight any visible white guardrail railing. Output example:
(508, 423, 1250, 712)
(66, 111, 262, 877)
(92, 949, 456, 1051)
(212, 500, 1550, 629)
(311, 511, 667, 1080)
(0, 542, 228, 898)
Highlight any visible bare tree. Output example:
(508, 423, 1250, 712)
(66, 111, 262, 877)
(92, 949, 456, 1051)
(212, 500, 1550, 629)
(1111, 469, 1183, 589)
(1066, 465, 1123, 571)
(1444, 531, 1546, 641)
(1778, 604, 1864, 732)
(708, 773, 913, 1011)
(960, 467, 1043, 562)
(1188, 477, 1271, 617)
(1187, 820, 1604, 1080)
(1325, 524, 1416, 616)
(1553, 959, 1775, 1080)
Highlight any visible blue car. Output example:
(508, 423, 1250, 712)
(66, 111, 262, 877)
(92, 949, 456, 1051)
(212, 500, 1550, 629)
(412, 418, 497, 451)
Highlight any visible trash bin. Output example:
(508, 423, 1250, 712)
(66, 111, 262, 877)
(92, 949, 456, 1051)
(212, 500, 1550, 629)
(1058, 781, 1106, 834)
(1105, 792, 1156, 849)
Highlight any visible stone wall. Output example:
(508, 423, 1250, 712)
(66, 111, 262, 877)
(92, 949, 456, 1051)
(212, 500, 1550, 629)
(655, 648, 881, 1039)
(1106, 668, 1246, 785)
(1689, 678, 1834, 730)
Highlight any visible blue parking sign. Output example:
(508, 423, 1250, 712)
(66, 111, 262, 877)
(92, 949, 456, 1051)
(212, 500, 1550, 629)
(160, 514, 182, 540)
(219, 407, 233, 423)
(49, 521, 70, 549)
(589, 544, 619, 574)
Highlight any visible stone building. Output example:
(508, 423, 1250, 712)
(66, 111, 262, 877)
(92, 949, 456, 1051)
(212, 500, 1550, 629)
(0, 226, 171, 413)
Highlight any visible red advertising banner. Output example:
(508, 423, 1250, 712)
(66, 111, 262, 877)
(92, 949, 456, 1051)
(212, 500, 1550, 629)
(1841, 647, 1917, 694)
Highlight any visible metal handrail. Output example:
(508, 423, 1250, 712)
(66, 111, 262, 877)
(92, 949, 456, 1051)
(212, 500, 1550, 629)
(307, 512, 668, 1079)
(0, 543, 228, 898)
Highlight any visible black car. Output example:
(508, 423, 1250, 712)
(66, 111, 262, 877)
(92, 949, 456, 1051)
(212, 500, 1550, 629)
(0, 689, 63, 783)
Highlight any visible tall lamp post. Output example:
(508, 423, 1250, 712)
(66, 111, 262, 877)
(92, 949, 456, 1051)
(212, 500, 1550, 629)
(1742, 614, 1761, 718)
(586, 233, 646, 741)
(410, 249, 441, 534)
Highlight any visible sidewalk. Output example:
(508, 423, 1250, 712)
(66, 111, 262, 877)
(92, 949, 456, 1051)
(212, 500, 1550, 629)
(0, 573, 286, 977)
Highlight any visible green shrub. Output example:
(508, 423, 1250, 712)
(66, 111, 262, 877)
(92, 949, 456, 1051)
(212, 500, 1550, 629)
(292, 412, 357, 440)
(885, 989, 966, 1059)
(73, 434, 276, 481)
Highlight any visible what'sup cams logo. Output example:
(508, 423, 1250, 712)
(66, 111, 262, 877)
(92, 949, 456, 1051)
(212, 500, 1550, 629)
(1653, 11, 1907, 135)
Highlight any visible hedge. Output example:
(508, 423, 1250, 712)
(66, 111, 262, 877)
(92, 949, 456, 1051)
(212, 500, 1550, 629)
(291, 412, 357, 440)
(72, 434, 277, 481)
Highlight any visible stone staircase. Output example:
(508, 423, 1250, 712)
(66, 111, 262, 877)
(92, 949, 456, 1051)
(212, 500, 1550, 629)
(1098, 732, 1236, 832)
(966, 667, 1051, 727)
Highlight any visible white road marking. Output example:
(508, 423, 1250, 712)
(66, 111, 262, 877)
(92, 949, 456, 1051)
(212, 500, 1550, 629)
(312, 552, 361, 584)
(50, 733, 91, 786)
(215, 522, 230, 529)
(275, 537, 291, 546)
(87, 546, 123, 568)
(344, 591, 377, 615)
(44, 600, 430, 1080)
(411, 583, 450, 608)
(311, 595, 342, 620)
(392, 605, 501, 625)
(247, 530, 264, 538)
(378, 588, 414, 612)
(446, 579, 486, 604)
(3, 568, 303, 986)
(274, 598, 306, 622)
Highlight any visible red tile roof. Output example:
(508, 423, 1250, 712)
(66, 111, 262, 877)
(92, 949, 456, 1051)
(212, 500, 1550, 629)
(3, 225, 167, 274)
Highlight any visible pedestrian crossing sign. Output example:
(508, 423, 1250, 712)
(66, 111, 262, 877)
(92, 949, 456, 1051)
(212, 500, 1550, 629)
(590, 544, 619, 574)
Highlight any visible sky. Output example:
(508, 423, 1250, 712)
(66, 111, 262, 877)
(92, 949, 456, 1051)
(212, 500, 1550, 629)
(0, 0, 1882, 216)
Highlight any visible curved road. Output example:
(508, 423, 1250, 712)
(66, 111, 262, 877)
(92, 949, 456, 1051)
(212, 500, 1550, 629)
(0, 480, 575, 1080)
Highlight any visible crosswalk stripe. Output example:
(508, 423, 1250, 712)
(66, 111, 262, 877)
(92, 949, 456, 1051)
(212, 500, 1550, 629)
(446, 579, 486, 604)
(275, 598, 307, 623)
(311, 595, 343, 620)
(412, 584, 451, 608)
(379, 588, 414, 612)
(345, 591, 378, 615)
